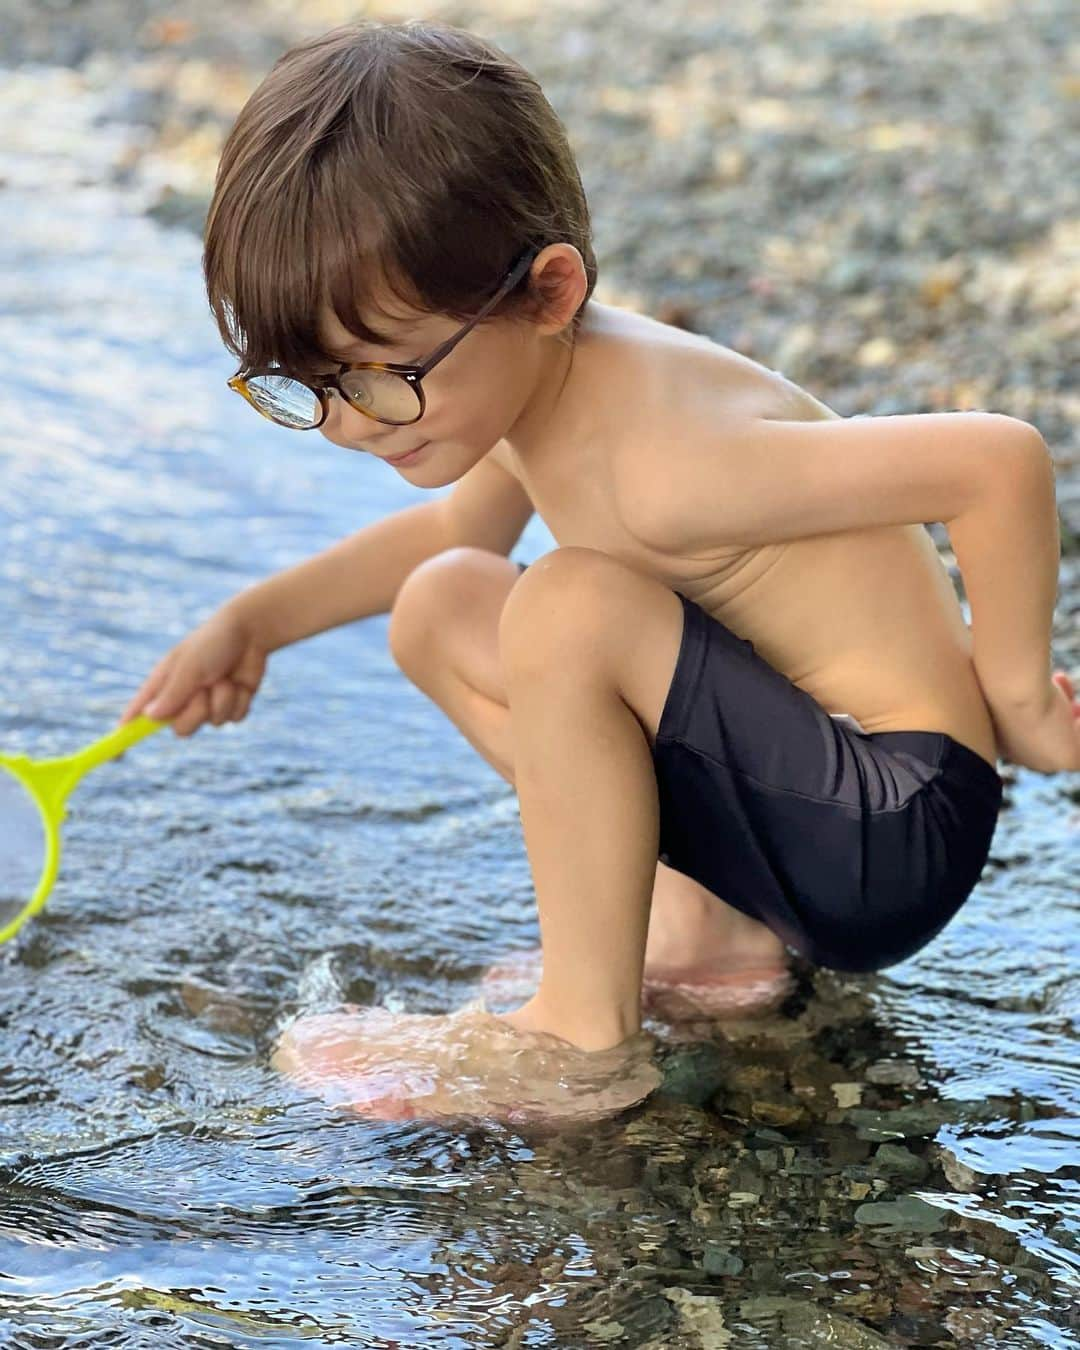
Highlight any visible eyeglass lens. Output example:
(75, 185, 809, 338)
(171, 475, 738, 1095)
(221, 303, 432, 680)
(244, 370, 421, 428)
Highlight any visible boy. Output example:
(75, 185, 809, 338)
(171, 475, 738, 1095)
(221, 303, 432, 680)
(120, 19, 1077, 1115)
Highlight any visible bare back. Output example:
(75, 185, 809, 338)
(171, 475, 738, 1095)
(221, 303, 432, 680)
(491, 302, 999, 767)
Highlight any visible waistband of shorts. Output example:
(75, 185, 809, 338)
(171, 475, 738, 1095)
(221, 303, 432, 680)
(864, 729, 1002, 797)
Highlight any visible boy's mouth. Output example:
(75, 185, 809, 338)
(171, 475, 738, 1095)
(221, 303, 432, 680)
(383, 442, 428, 464)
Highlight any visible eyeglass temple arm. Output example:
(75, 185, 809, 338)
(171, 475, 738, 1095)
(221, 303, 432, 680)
(412, 248, 540, 378)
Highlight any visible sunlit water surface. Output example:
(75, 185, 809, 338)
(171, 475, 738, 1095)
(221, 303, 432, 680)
(0, 68, 1077, 1349)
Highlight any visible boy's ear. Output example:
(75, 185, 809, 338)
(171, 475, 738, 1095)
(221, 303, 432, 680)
(524, 243, 589, 335)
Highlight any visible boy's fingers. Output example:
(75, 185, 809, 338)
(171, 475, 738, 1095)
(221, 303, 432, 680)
(232, 688, 253, 722)
(120, 663, 171, 724)
(146, 666, 200, 720)
(171, 690, 209, 737)
(208, 681, 234, 726)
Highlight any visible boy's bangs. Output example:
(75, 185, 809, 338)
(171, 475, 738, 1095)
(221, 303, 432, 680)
(217, 181, 433, 382)
(315, 192, 434, 364)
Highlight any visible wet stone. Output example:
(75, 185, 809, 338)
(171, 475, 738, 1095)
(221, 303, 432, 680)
(872, 1143, 930, 1185)
(831, 1081, 864, 1108)
(783, 1150, 824, 1177)
(701, 1241, 744, 1277)
(937, 1146, 983, 1191)
(737, 1295, 894, 1347)
(855, 1195, 946, 1233)
(582, 1319, 625, 1342)
(744, 1126, 789, 1149)
(844, 1100, 995, 1140)
(864, 1059, 922, 1086)
(658, 1042, 730, 1106)
(663, 1287, 732, 1342)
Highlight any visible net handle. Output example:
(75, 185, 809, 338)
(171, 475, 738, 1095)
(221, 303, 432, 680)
(0, 714, 167, 816)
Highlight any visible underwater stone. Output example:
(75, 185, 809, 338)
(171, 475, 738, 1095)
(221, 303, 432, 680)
(582, 1320, 625, 1342)
(664, 1287, 733, 1343)
(872, 1143, 930, 1184)
(750, 1097, 808, 1127)
(658, 1043, 730, 1106)
(854, 1194, 946, 1232)
(702, 1241, 745, 1277)
(864, 1059, 921, 1086)
(845, 1101, 995, 1140)
(738, 1296, 893, 1347)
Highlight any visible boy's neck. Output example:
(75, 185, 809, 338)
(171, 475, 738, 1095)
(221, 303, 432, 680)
(502, 302, 605, 465)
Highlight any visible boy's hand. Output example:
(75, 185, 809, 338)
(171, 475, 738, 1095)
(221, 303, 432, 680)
(118, 604, 269, 738)
(988, 669, 1080, 774)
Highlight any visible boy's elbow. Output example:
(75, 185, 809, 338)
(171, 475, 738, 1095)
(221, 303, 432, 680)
(1005, 418, 1049, 460)
(975, 418, 1053, 506)
(1008, 421, 1055, 494)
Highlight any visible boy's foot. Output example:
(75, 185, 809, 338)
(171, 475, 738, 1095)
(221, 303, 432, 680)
(483, 867, 792, 1022)
(272, 1002, 661, 1125)
(480, 946, 792, 1022)
(640, 963, 793, 1021)
(643, 863, 793, 1017)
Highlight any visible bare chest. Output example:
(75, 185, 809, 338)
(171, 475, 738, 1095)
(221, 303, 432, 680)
(494, 334, 826, 592)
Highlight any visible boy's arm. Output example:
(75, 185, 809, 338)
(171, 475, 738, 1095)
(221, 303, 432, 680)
(227, 450, 534, 653)
(947, 435, 1059, 709)
(613, 410, 1057, 706)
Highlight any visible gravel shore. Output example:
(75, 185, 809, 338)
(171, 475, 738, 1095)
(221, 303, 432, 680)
(2, 0, 1076, 653)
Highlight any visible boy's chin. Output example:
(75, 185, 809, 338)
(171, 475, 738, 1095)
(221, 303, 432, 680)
(271, 1002, 661, 1126)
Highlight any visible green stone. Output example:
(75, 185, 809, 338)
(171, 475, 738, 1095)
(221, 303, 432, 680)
(854, 1194, 945, 1232)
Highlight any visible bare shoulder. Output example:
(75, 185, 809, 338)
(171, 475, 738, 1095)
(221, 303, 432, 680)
(614, 391, 1041, 553)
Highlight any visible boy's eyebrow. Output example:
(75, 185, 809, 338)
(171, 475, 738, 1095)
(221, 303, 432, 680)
(329, 323, 425, 360)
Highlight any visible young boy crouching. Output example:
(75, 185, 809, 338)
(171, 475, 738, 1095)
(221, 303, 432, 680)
(121, 19, 1075, 1121)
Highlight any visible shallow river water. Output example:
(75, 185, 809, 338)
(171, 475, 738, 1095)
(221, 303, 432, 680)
(0, 69, 1078, 1349)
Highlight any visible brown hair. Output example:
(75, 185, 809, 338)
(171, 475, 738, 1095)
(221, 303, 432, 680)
(204, 19, 598, 381)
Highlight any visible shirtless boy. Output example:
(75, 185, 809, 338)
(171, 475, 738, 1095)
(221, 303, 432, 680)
(120, 20, 1078, 1115)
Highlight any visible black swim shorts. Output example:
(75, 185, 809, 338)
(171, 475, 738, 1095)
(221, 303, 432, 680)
(650, 591, 1004, 972)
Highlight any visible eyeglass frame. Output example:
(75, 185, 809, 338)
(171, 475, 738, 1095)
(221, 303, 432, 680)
(227, 244, 544, 430)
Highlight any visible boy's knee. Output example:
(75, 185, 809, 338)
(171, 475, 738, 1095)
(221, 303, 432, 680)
(388, 547, 502, 672)
(497, 546, 625, 670)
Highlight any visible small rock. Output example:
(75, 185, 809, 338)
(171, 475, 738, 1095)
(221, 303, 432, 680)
(664, 1288, 733, 1344)
(938, 1147, 983, 1191)
(702, 1242, 745, 1277)
(864, 1059, 921, 1086)
(872, 1143, 930, 1184)
(582, 1320, 625, 1342)
(855, 1194, 946, 1233)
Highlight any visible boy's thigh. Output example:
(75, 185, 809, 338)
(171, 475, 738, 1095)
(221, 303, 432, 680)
(388, 547, 525, 700)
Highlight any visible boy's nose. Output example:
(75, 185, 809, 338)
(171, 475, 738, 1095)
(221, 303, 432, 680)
(322, 390, 395, 451)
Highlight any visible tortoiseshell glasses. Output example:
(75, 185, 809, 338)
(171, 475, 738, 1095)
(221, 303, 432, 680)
(228, 246, 542, 430)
